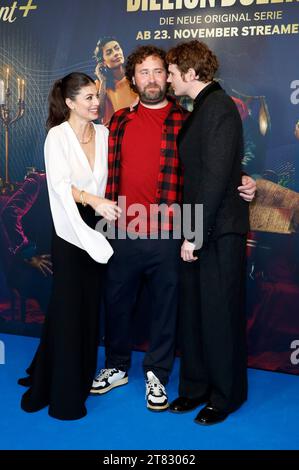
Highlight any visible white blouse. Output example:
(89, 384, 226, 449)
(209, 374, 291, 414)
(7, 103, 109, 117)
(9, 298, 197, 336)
(44, 121, 113, 263)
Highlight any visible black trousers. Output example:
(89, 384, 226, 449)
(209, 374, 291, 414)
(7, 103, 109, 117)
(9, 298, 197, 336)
(105, 236, 181, 385)
(21, 206, 103, 420)
(178, 234, 248, 413)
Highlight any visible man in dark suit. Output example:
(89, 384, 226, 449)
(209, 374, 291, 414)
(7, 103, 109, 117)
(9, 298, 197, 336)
(166, 41, 250, 425)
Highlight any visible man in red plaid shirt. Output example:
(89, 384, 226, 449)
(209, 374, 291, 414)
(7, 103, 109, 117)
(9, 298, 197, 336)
(90, 45, 256, 411)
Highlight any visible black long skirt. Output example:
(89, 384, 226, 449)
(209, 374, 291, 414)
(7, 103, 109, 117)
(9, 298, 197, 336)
(20, 205, 104, 420)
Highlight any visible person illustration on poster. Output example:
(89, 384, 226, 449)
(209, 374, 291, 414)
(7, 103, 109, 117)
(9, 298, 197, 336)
(19, 72, 121, 420)
(94, 36, 137, 125)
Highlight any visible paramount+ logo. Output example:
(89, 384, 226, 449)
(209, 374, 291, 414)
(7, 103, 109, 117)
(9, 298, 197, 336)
(290, 339, 299, 366)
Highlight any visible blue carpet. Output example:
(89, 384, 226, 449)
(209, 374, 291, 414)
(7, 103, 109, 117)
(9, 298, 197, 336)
(0, 333, 298, 450)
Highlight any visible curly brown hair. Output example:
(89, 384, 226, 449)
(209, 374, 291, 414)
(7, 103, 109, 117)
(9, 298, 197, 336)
(166, 41, 219, 83)
(125, 45, 167, 93)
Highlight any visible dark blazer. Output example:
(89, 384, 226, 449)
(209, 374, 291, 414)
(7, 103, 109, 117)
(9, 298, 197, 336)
(178, 81, 249, 247)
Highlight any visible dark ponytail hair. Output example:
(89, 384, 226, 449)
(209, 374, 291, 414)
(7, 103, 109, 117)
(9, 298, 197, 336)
(46, 72, 95, 130)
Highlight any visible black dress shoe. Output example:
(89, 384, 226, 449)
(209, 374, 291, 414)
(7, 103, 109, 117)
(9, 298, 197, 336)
(194, 404, 228, 425)
(169, 395, 208, 413)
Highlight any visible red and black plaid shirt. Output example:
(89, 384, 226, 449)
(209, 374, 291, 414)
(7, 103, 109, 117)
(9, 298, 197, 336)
(106, 98, 189, 231)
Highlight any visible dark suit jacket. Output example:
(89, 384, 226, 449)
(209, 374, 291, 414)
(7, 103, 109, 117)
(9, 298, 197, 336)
(178, 81, 249, 247)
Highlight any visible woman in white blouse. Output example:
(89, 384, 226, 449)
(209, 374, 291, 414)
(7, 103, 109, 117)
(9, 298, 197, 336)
(19, 72, 121, 420)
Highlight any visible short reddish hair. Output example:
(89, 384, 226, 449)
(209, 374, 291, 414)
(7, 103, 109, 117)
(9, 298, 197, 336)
(166, 41, 219, 83)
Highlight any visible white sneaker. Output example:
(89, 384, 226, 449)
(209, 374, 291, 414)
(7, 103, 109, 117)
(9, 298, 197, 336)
(90, 368, 128, 395)
(145, 371, 169, 411)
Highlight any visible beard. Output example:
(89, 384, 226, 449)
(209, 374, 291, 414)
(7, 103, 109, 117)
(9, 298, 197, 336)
(137, 82, 167, 105)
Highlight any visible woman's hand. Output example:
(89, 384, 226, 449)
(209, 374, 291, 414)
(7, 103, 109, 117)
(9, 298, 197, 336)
(27, 254, 53, 276)
(130, 96, 140, 111)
